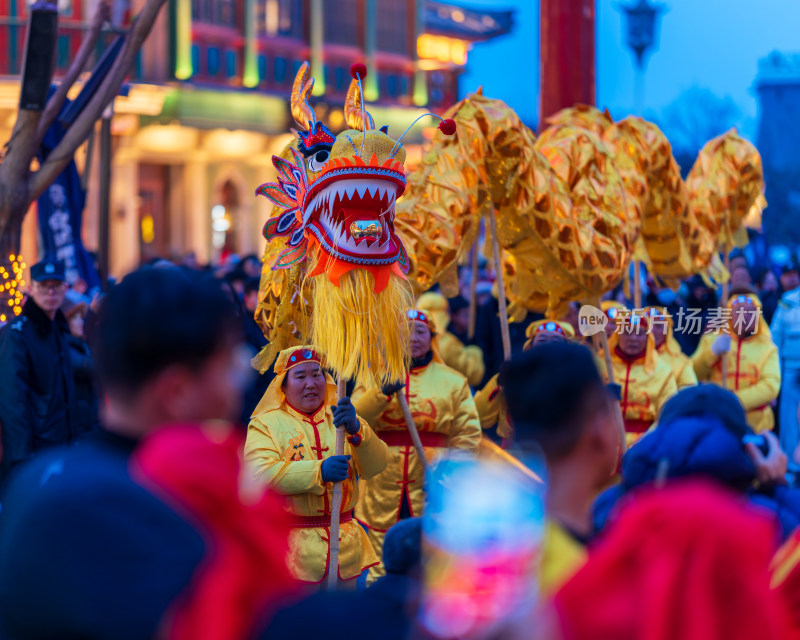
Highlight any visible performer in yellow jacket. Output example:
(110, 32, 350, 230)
(691, 291, 781, 433)
(602, 313, 678, 447)
(645, 306, 698, 389)
(474, 319, 573, 442)
(352, 309, 482, 580)
(245, 346, 389, 584)
(416, 292, 485, 386)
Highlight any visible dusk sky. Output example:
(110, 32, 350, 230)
(457, 0, 800, 140)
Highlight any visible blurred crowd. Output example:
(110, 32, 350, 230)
(2, 247, 800, 639)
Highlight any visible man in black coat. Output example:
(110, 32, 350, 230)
(0, 260, 81, 484)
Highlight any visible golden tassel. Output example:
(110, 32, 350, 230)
(311, 267, 413, 388)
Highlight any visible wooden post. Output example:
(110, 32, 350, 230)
(395, 391, 428, 471)
(721, 247, 730, 389)
(594, 326, 627, 456)
(326, 377, 348, 590)
(487, 208, 512, 361)
(98, 103, 112, 288)
(595, 330, 615, 385)
(467, 238, 479, 341)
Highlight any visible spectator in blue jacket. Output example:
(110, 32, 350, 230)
(594, 384, 800, 541)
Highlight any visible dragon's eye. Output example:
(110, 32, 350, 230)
(307, 148, 330, 172)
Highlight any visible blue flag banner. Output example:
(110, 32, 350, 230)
(37, 94, 102, 293)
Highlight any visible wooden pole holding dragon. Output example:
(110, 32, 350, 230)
(254, 62, 455, 589)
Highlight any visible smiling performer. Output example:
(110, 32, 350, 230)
(352, 309, 481, 582)
(245, 346, 389, 585)
(604, 312, 677, 447)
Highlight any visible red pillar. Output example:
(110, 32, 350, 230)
(539, 0, 595, 127)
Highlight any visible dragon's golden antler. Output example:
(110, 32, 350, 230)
(291, 61, 316, 129)
(344, 64, 375, 131)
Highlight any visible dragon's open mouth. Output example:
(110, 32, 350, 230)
(304, 178, 400, 259)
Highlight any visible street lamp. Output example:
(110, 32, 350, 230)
(617, 0, 665, 113)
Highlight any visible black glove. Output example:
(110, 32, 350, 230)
(381, 381, 405, 397)
(331, 397, 360, 435)
(321, 455, 351, 483)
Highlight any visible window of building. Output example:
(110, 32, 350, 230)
(324, 0, 357, 46)
(193, 0, 236, 26)
(192, 44, 201, 75)
(259, 0, 303, 38)
(226, 49, 237, 78)
(258, 54, 268, 81)
(57, 34, 70, 69)
(335, 65, 346, 92)
(208, 47, 221, 76)
(274, 56, 287, 83)
(376, 0, 407, 55)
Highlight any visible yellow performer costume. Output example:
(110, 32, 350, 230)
(416, 292, 485, 386)
(540, 519, 589, 595)
(645, 306, 698, 389)
(474, 320, 574, 441)
(691, 293, 780, 433)
(245, 347, 389, 583)
(352, 311, 481, 580)
(602, 321, 677, 448)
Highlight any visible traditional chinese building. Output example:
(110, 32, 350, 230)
(0, 0, 512, 276)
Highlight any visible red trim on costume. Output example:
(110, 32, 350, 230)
(735, 339, 742, 391)
(305, 520, 379, 585)
(378, 430, 447, 448)
(356, 517, 389, 534)
(347, 432, 362, 447)
(287, 511, 354, 528)
(624, 419, 653, 434)
(621, 358, 632, 420)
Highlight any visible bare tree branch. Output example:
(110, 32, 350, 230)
(0, 110, 42, 236)
(29, 0, 168, 202)
(33, 0, 112, 149)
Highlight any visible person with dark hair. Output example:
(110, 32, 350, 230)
(692, 289, 780, 433)
(0, 268, 296, 639)
(781, 263, 800, 296)
(225, 268, 248, 298)
(61, 292, 100, 433)
(240, 254, 262, 279)
(245, 346, 389, 586)
(446, 294, 471, 343)
(757, 268, 780, 324)
(417, 292, 485, 386)
(502, 341, 621, 594)
(240, 277, 274, 425)
(0, 260, 81, 485)
(676, 275, 718, 355)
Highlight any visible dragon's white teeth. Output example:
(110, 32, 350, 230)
(344, 184, 355, 199)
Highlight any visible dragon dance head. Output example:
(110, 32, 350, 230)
(255, 62, 456, 386)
